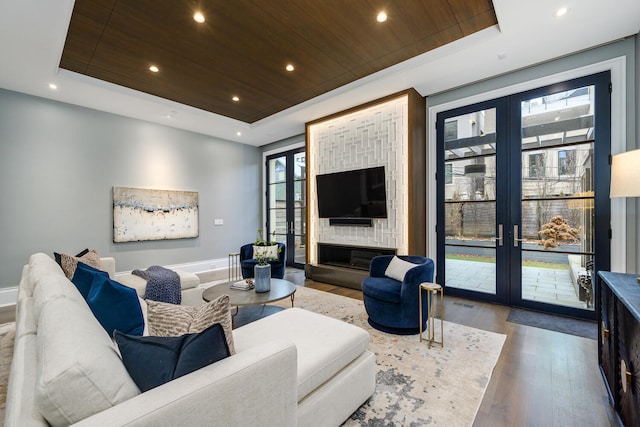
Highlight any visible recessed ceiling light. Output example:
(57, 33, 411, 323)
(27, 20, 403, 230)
(286, 64, 295, 72)
(193, 12, 205, 23)
(232, 96, 240, 102)
(556, 7, 568, 17)
(376, 11, 387, 23)
(149, 65, 159, 73)
(236, 131, 242, 137)
(48, 83, 57, 90)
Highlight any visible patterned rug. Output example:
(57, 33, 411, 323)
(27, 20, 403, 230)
(270, 286, 506, 427)
(0, 287, 505, 426)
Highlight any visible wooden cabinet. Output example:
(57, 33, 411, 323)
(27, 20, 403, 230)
(598, 271, 640, 426)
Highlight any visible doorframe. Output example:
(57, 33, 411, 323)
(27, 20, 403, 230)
(262, 140, 306, 267)
(261, 140, 305, 233)
(427, 56, 627, 278)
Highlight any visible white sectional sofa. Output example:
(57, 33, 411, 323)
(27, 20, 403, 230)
(5, 253, 376, 426)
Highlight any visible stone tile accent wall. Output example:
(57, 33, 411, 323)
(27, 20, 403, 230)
(308, 96, 409, 264)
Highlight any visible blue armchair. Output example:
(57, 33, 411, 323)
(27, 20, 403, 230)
(361, 255, 435, 335)
(239, 243, 286, 279)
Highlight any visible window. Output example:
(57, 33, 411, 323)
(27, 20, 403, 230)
(529, 153, 545, 178)
(558, 150, 576, 175)
(444, 164, 453, 184)
(444, 120, 457, 142)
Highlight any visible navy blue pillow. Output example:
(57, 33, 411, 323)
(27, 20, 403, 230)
(71, 262, 144, 336)
(114, 323, 231, 392)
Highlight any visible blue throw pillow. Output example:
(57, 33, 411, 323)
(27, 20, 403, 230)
(114, 323, 231, 392)
(71, 262, 144, 336)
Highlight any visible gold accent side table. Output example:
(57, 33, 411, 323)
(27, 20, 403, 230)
(228, 252, 241, 283)
(419, 282, 443, 348)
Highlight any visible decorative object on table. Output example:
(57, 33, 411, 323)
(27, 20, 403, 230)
(251, 229, 282, 293)
(610, 148, 640, 283)
(112, 187, 199, 243)
(361, 255, 435, 334)
(230, 279, 254, 291)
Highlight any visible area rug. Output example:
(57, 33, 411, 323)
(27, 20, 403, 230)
(0, 322, 16, 423)
(272, 286, 506, 427)
(507, 307, 597, 340)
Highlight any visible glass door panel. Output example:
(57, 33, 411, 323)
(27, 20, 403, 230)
(292, 152, 306, 265)
(443, 108, 498, 296)
(518, 85, 596, 310)
(266, 148, 306, 268)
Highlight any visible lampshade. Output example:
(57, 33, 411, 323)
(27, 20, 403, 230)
(610, 149, 640, 198)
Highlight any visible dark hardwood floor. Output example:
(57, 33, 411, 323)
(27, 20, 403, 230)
(285, 267, 620, 427)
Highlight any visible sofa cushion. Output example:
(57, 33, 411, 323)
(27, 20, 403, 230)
(55, 250, 102, 280)
(384, 255, 416, 282)
(146, 295, 235, 354)
(33, 273, 85, 321)
(71, 262, 144, 336)
(114, 323, 231, 392)
(27, 253, 67, 295)
(233, 308, 370, 402)
(36, 297, 140, 427)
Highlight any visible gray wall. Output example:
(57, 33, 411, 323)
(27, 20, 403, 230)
(0, 89, 263, 288)
(428, 36, 639, 272)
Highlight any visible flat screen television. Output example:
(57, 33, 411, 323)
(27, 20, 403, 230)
(316, 166, 388, 218)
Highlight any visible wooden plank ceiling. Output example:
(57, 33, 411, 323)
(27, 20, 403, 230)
(60, 0, 497, 123)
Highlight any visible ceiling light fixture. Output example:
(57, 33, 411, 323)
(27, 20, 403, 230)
(232, 96, 240, 102)
(286, 64, 295, 72)
(376, 11, 387, 23)
(48, 83, 57, 90)
(236, 131, 242, 137)
(149, 65, 159, 73)
(193, 12, 205, 23)
(556, 7, 568, 17)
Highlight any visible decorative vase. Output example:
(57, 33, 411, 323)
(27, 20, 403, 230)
(254, 264, 271, 293)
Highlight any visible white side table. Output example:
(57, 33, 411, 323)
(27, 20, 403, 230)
(419, 282, 444, 348)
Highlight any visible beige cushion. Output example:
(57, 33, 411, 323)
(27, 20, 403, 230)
(27, 253, 66, 295)
(384, 255, 416, 282)
(57, 250, 102, 280)
(33, 274, 84, 321)
(233, 308, 370, 402)
(36, 297, 140, 427)
(146, 295, 235, 354)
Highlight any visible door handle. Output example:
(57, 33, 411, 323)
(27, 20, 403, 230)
(514, 224, 525, 247)
(493, 224, 503, 246)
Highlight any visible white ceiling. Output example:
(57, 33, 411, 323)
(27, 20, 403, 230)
(1, 0, 638, 147)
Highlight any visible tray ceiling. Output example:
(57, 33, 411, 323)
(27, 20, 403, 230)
(60, 0, 497, 123)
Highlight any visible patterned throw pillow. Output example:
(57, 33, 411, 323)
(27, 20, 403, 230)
(55, 249, 102, 279)
(146, 295, 235, 354)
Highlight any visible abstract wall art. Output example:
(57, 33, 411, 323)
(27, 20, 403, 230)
(113, 187, 199, 242)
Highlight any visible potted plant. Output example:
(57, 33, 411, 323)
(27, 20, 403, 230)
(253, 229, 280, 292)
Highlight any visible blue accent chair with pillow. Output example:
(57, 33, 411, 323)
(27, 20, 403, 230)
(240, 243, 286, 279)
(361, 255, 435, 335)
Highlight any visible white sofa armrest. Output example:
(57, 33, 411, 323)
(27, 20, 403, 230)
(100, 257, 116, 279)
(72, 339, 298, 427)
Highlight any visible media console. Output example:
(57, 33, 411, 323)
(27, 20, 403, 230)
(305, 243, 396, 289)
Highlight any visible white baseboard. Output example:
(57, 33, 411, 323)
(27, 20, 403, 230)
(114, 257, 229, 276)
(0, 287, 18, 308)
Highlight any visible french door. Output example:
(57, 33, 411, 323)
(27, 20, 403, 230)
(266, 148, 306, 268)
(436, 72, 611, 319)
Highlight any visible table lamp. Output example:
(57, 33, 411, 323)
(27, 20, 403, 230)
(610, 148, 640, 283)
